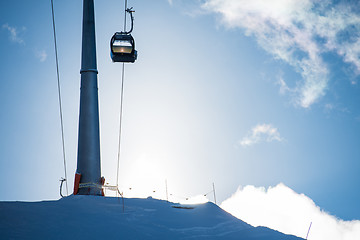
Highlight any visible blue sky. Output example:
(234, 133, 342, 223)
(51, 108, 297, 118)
(1, 0, 360, 238)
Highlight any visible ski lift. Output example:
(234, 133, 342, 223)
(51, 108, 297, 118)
(110, 7, 137, 63)
(111, 33, 137, 62)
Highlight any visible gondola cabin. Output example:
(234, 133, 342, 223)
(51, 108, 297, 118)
(110, 32, 137, 63)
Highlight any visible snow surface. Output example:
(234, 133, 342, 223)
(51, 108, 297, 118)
(0, 195, 304, 239)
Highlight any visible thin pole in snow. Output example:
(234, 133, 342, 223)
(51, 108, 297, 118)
(213, 182, 217, 205)
(165, 179, 169, 202)
(306, 222, 312, 239)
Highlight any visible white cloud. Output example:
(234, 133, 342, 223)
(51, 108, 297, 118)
(324, 103, 334, 112)
(167, 0, 173, 5)
(239, 124, 282, 147)
(202, 0, 360, 108)
(35, 49, 47, 62)
(278, 76, 292, 95)
(2, 23, 25, 44)
(221, 183, 360, 240)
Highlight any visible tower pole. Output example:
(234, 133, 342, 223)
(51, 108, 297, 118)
(75, 0, 102, 195)
(213, 183, 217, 205)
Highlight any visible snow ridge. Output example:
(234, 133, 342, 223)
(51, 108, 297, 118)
(0, 195, 304, 239)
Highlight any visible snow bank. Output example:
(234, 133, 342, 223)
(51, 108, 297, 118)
(0, 195, 303, 239)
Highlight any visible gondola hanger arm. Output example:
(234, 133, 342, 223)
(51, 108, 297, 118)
(121, 8, 135, 34)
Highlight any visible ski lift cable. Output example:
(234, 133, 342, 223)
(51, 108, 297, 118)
(123, 0, 128, 32)
(116, 0, 128, 188)
(116, 63, 125, 188)
(51, 0, 69, 196)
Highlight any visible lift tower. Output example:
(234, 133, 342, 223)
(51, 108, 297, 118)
(75, 0, 102, 195)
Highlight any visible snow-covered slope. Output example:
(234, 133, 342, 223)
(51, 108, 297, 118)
(0, 195, 304, 239)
